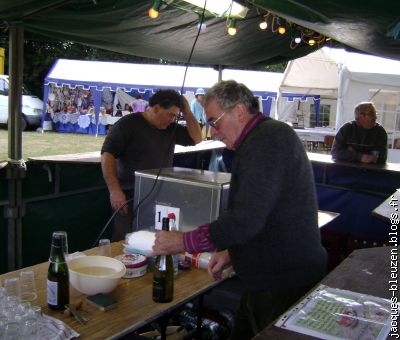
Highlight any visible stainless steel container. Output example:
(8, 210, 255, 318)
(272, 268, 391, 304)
(133, 167, 231, 232)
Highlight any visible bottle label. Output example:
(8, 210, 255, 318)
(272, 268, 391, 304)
(47, 279, 58, 306)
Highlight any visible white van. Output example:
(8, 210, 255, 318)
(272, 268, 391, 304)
(0, 74, 44, 130)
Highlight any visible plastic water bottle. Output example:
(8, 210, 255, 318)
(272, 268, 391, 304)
(168, 213, 179, 276)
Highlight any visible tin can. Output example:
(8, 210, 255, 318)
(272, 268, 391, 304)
(115, 254, 148, 279)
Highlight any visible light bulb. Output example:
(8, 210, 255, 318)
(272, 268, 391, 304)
(228, 27, 237, 35)
(278, 26, 286, 35)
(308, 38, 315, 46)
(148, 8, 159, 19)
(227, 18, 237, 36)
(294, 36, 301, 44)
(148, 0, 162, 19)
(259, 21, 267, 30)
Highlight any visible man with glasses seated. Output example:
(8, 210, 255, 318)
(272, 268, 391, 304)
(152, 80, 327, 340)
(331, 102, 387, 164)
(101, 89, 202, 241)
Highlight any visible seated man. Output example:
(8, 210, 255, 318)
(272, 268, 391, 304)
(331, 102, 387, 164)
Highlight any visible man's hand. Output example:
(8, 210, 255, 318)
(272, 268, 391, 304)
(208, 250, 231, 281)
(152, 231, 185, 255)
(110, 189, 128, 214)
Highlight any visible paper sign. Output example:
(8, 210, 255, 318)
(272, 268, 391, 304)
(155, 204, 180, 230)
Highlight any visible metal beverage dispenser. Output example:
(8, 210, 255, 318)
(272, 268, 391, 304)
(133, 167, 231, 232)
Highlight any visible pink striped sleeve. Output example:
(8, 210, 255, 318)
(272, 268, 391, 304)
(183, 224, 216, 253)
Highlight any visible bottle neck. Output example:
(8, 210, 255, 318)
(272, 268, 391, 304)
(162, 217, 170, 231)
(49, 240, 67, 263)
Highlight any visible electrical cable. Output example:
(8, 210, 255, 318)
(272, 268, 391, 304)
(93, 1, 207, 246)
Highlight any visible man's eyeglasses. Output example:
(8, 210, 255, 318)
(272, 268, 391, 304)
(207, 111, 226, 129)
(360, 111, 376, 117)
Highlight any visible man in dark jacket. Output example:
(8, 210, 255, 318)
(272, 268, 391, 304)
(331, 102, 387, 164)
(152, 80, 327, 339)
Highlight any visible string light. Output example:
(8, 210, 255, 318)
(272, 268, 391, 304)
(145, 2, 329, 49)
(227, 18, 237, 36)
(259, 20, 267, 30)
(293, 29, 302, 44)
(271, 16, 287, 35)
(308, 38, 316, 46)
(258, 12, 270, 30)
(148, 0, 162, 19)
(277, 17, 286, 35)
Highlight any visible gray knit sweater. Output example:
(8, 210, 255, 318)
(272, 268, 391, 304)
(209, 118, 327, 291)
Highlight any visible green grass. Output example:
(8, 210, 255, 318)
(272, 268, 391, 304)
(0, 128, 105, 161)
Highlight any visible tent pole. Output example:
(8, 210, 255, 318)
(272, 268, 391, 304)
(218, 65, 223, 82)
(6, 24, 26, 271)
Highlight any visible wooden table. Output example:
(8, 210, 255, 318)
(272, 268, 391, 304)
(252, 246, 393, 339)
(0, 242, 220, 339)
(372, 189, 399, 222)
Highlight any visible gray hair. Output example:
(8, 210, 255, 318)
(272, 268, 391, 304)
(354, 102, 376, 119)
(204, 80, 259, 114)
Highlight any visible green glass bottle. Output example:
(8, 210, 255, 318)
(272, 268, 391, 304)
(47, 231, 70, 310)
(152, 217, 174, 303)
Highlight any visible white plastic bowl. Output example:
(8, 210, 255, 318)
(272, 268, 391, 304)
(68, 255, 126, 295)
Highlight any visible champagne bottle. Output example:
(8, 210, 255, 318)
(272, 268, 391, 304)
(152, 217, 174, 303)
(47, 231, 70, 310)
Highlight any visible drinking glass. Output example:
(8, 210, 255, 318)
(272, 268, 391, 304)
(5, 296, 18, 308)
(4, 278, 20, 299)
(28, 305, 42, 320)
(23, 317, 38, 338)
(3, 321, 20, 339)
(17, 301, 31, 316)
(0, 315, 9, 337)
(0, 287, 6, 308)
(98, 239, 111, 257)
(19, 271, 37, 302)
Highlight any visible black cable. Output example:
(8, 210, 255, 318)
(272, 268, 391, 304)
(93, 2, 207, 247)
(180, 1, 206, 94)
(92, 198, 132, 247)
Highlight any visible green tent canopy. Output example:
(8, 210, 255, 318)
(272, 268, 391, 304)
(0, 0, 399, 66)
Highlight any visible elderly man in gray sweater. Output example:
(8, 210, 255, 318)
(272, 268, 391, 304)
(153, 80, 327, 340)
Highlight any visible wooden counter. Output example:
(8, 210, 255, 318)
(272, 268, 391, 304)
(253, 246, 393, 339)
(27, 140, 226, 164)
(0, 242, 220, 339)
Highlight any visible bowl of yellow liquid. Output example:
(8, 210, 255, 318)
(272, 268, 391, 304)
(68, 255, 126, 295)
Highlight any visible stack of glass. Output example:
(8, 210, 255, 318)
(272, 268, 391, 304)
(0, 273, 42, 339)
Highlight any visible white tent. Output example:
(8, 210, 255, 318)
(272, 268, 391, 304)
(277, 47, 400, 134)
(43, 59, 284, 134)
